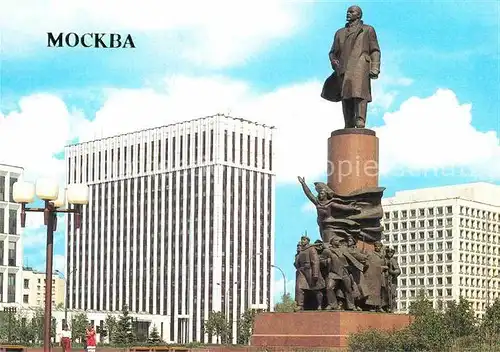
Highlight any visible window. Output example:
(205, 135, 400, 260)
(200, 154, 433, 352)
(7, 273, 16, 302)
(23, 294, 29, 303)
(0, 176, 5, 201)
(8, 241, 16, 266)
(8, 209, 17, 234)
(24, 279, 29, 289)
(0, 208, 4, 233)
(9, 177, 17, 202)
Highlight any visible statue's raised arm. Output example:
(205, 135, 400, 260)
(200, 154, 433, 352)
(297, 176, 318, 206)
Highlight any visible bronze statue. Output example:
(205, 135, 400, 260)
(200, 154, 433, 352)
(382, 247, 401, 312)
(321, 5, 381, 129)
(297, 177, 360, 243)
(362, 241, 387, 311)
(323, 238, 357, 310)
(344, 236, 369, 310)
(294, 235, 325, 310)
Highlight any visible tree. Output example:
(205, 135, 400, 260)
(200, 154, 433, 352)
(55, 302, 65, 310)
(236, 309, 257, 345)
(30, 308, 45, 344)
(482, 297, 500, 334)
(0, 310, 21, 344)
(204, 311, 230, 344)
(274, 293, 297, 313)
(104, 314, 117, 343)
(147, 325, 162, 345)
(71, 312, 89, 344)
(113, 305, 135, 345)
(444, 296, 477, 338)
(408, 293, 452, 351)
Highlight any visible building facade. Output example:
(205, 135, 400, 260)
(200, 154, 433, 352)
(65, 115, 276, 343)
(382, 182, 500, 318)
(21, 267, 65, 308)
(0, 163, 24, 310)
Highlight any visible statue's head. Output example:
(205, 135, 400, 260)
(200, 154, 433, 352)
(346, 5, 363, 22)
(314, 182, 334, 201)
(374, 241, 383, 252)
(347, 235, 356, 247)
(300, 235, 310, 246)
(330, 238, 340, 248)
(314, 239, 324, 251)
(386, 247, 395, 258)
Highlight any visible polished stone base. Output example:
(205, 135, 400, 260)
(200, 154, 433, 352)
(251, 310, 412, 348)
(327, 128, 379, 196)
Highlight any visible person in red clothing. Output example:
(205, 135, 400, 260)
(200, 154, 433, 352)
(60, 324, 72, 352)
(86, 325, 96, 352)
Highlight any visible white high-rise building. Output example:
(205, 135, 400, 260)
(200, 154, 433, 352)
(0, 163, 24, 310)
(382, 182, 500, 318)
(64, 115, 275, 343)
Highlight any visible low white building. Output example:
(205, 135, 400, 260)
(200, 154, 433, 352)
(382, 182, 500, 318)
(0, 163, 24, 310)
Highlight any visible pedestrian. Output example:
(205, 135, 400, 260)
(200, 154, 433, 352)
(86, 325, 96, 352)
(60, 324, 72, 352)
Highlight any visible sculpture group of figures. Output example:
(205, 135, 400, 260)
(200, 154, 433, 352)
(294, 235, 400, 312)
(295, 177, 401, 312)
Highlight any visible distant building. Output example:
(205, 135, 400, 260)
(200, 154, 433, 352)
(21, 267, 65, 308)
(0, 163, 24, 310)
(382, 182, 500, 318)
(65, 114, 276, 343)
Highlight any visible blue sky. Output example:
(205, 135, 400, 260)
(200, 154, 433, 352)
(1, 1, 499, 303)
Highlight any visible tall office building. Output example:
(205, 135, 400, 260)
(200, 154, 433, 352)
(382, 182, 500, 318)
(0, 163, 24, 310)
(65, 115, 275, 343)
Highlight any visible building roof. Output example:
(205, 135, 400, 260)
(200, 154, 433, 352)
(383, 182, 500, 207)
(66, 114, 275, 147)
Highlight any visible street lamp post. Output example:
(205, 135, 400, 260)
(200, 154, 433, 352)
(271, 264, 287, 298)
(13, 180, 89, 352)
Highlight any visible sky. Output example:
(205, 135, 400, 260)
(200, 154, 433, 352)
(1, 0, 499, 304)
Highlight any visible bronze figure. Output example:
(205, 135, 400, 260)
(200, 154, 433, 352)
(362, 241, 386, 311)
(321, 5, 381, 129)
(294, 236, 325, 310)
(298, 177, 385, 244)
(298, 176, 360, 243)
(382, 247, 401, 312)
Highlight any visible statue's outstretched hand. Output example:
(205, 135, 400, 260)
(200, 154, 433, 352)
(297, 176, 305, 184)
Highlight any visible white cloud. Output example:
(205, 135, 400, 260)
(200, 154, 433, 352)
(0, 0, 304, 68)
(375, 89, 500, 178)
(0, 94, 86, 184)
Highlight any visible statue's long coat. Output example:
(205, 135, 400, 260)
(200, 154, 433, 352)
(294, 245, 326, 291)
(363, 249, 385, 306)
(322, 21, 381, 102)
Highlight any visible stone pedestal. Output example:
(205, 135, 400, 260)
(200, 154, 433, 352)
(327, 128, 379, 196)
(251, 311, 412, 348)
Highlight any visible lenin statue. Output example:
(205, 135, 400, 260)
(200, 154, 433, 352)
(321, 5, 381, 129)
